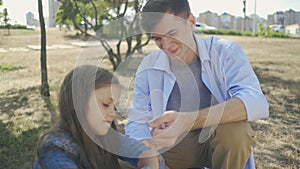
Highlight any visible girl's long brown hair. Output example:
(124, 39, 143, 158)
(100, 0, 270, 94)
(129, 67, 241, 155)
(36, 65, 121, 169)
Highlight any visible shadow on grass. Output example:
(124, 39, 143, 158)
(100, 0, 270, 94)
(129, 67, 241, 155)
(252, 66, 300, 130)
(42, 96, 58, 124)
(63, 33, 90, 41)
(0, 86, 59, 169)
(0, 120, 50, 169)
(0, 87, 33, 117)
(253, 66, 299, 110)
(0, 86, 58, 121)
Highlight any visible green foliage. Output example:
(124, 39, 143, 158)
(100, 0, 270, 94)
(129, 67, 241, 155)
(0, 64, 19, 72)
(0, 24, 26, 29)
(12, 24, 27, 29)
(194, 29, 244, 36)
(56, 0, 109, 32)
(256, 23, 289, 38)
(194, 25, 289, 38)
(56, 0, 149, 71)
(257, 23, 271, 38)
(242, 31, 253, 36)
(268, 32, 289, 38)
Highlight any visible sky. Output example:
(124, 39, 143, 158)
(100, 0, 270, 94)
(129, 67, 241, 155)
(1, 0, 300, 25)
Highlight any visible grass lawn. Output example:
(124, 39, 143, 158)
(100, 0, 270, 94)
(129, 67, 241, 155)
(0, 29, 299, 169)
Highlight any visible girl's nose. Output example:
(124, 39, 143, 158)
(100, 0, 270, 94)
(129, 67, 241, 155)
(108, 108, 117, 118)
(161, 37, 172, 50)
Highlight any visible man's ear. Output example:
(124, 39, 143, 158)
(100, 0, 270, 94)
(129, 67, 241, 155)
(187, 14, 196, 26)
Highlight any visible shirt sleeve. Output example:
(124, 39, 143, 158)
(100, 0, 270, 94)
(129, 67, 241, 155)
(125, 70, 153, 140)
(118, 134, 148, 166)
(222, 41, 269, 121)
(37, 145, 78, 169)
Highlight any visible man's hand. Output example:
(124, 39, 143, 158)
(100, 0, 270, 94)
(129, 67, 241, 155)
(148, 111, 178, 130)
(138, 148, 159, 169)
(147, 110, 197, 150)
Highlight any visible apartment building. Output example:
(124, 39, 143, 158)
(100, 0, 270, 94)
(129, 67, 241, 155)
(198, 10, 220, 29)
(198, 11, 255, 32)
(267, 9, 300, 26)
(49, 0, 60, 28)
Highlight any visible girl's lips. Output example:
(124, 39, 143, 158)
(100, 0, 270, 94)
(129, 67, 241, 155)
(170, 48, 179, 55)
(105, 120, 112, 125)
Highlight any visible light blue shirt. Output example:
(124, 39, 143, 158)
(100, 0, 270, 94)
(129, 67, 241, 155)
(125, 34, 269, 140)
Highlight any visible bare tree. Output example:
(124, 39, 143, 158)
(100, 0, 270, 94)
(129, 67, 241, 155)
(38, 0, 50, 96)
(57, 0, 150, 71)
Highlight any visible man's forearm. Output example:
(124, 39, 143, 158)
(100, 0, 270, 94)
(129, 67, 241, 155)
(192, 97, 247, 129)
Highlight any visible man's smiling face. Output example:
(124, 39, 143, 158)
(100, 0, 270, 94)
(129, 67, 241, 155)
(151, 13, 197, 64)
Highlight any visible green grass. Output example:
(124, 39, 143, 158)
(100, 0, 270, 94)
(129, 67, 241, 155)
(0, 29, 38, 36)
(0, 121, 50, 168)
(11, 29, 39, 35)
(0, 86, 58, 169)
(0, 64, 21, 72)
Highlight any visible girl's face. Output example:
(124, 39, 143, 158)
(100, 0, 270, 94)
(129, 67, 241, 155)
(86, 84, 121, 135)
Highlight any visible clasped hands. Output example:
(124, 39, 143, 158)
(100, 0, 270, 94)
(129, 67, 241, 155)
(143, 110, 198, 151)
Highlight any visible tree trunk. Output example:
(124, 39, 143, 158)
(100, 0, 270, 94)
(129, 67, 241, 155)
(38, 0, 50, 96)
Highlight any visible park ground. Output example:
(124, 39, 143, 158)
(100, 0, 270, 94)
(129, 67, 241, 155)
(0, 28, 299, 169)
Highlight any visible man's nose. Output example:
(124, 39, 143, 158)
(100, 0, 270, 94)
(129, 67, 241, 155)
(161, 37, 172, 50)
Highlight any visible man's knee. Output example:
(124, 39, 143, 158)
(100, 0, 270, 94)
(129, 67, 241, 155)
(211, 121, 256, 150)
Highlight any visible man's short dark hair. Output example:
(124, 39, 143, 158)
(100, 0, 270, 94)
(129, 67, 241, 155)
(141, 0, 191, 32)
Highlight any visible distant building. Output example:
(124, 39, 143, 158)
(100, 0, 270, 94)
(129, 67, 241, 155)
(274, 11, 285, 25)
(285, 9, 300, 25)
(26, 11, 39, 27)
(231, 16, 253, 32)
(26, 12, 34, 25)
(198, 11, 255, 32)
(245, 17, 254, 32)
(197, 9, 299, 32)
(267, 9, 300, 26)
(234, 17, 243, 31)
(285, 24, 300, 34)
(220, 12, 235, 30)
(198, 11, 220, 28)
(250, 14, 267, 32)
(49, 0, 60, 27)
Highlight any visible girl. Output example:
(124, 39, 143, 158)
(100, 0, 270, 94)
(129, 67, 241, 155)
(33, 65, 163, 169)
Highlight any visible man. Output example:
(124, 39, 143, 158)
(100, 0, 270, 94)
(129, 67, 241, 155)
(125, 0, 269, 168)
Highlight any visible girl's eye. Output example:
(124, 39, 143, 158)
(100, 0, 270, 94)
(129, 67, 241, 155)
(114, 106, 118, 111)
(151, 36, 161, 41)
(102, 103, 109, 107)
(169, 32, 175, 36)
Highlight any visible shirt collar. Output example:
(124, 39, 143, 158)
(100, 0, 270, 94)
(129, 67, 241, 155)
(152, 50, 173, 74)
(193, 33, 211, 62)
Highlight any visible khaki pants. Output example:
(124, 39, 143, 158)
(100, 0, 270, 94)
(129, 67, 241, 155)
(120, 121, 255, 169)
(162, 121, 256, 169)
